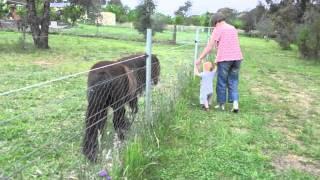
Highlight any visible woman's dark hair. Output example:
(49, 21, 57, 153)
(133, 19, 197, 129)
(211, 13, 226, 26)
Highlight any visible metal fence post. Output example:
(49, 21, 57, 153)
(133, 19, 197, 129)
(145, 29, 152, 124)
(206, 27, 211, 61)
(194, 28, 200, 76)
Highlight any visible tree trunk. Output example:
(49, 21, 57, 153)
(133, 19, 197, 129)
(172, 24, 177, 44)
(26, 0, 50, 49)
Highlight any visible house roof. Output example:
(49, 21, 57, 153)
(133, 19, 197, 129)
(5, 0, 27, 5)
(50, 2, 70, 8)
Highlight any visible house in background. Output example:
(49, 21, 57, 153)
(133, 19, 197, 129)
(97, 12, 116, 26)
(50, 0, 70, 8)
(4, 0, 26, 6)
(1, 0, 116, 27)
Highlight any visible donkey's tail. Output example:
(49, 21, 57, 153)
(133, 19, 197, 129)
(123, 65, 137, 96)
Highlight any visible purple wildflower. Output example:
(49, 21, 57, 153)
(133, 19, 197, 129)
(98, 170, 111, 180)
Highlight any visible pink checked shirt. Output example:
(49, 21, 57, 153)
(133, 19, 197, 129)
(205, 23, 243, 62)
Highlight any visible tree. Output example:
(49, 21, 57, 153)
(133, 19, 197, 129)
(133, 0, 156, 38)
(256, 16, 274, 37)
(241, 11, 255, 32)
(241, 3, 267, 32)
(172, 1, 192, 44)
(127, 9, 138, 22)
(185, 15, 201, 26)
(296, 7, 320, 58)
(217, 7, 237, 22)
(200, 12, 212, 27)
(175, 0, 192, 17)
(74, 0, 101, 24)
(62, 5, 85, 26)
(230, 18, 244, 29)
(103, 3, 129, 23)
(273, 4, 299, 49)
(0, 1, 8, 19)
(252, 3, 267, 25)
(265, 0, 301, 49)
(26, 0, 50, 49)
(151, 13, 167, 32)
(265, 0, 320, 57)
(108, 0, 122, 6)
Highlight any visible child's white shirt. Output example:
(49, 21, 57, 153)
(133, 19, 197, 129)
(200, 71, 216, 96)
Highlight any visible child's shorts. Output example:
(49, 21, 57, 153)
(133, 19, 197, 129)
(200, 93, 213, 105)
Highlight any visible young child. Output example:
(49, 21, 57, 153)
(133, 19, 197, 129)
(194, 61, 216, 111)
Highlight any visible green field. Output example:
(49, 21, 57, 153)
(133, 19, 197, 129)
(145, 38, 320, 179)
(0, 30, 194, 179)
(54, 24, 210, 44)
(0, 26, 320, 179)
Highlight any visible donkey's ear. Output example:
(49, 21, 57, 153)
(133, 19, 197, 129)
(151, 54, 159, 60)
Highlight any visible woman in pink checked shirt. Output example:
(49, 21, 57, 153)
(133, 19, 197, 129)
(196, 14, 243, 113)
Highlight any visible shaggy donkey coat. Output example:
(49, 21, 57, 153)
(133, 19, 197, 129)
(83, 54, 160, 161)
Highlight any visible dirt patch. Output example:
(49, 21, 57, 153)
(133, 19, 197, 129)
(33, 61, 55, 67)
(249, 72, 320, 176)
(250, 85, 281, 102)
(272, 154, 320, 176)
(270, 73, 315, 111)
(249, 72, 318, 147)
(270, 122, 305, 148)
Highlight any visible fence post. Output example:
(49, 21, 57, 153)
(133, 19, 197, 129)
(145, 29, 152, 124)
(206, 27, 211, 61)
(22, 28, 26, 50)
(194, 28, 200, 76)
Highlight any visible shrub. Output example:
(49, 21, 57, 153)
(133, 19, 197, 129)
(270, 3, 300, 49)
(230, 18, 244, 29)
(127, 9, 138, 22)
(276, 32, 293, 50)
(200, 12, 212, 27)
(0, 2, 8, 19)
(256, 17, 274, 38)
(174, 15, 184, 25)
(241, 11, 255, 33)
(185, 15, 201, 26)
(103, 4, 129, 23)
(296, 10, 320, 59)
(151, 13, 168, 33)
(50, 9, 59, 21)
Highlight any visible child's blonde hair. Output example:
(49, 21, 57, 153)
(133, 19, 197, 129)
(203, 62, 215, 72)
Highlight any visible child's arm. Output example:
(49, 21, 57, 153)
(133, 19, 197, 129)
(194, 63, 201, 77)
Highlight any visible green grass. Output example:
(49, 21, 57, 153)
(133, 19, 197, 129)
(54, 24, 210, 44)
(0, 30, 194, 179)
(1, 26, 320, 179)
(126, 37, 320, 179)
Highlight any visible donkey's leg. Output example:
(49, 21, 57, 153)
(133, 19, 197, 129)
(112, 106, 130, 140)
(129, 97, 139, 114)
(82, 92, 108, 162)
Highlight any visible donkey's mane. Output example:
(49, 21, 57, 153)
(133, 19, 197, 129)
(83, 54, 160, 162)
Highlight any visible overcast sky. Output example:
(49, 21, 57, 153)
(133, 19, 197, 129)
(122, 0, 260, 15)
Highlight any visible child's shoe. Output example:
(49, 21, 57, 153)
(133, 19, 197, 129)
(201, 105, 210, 112)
